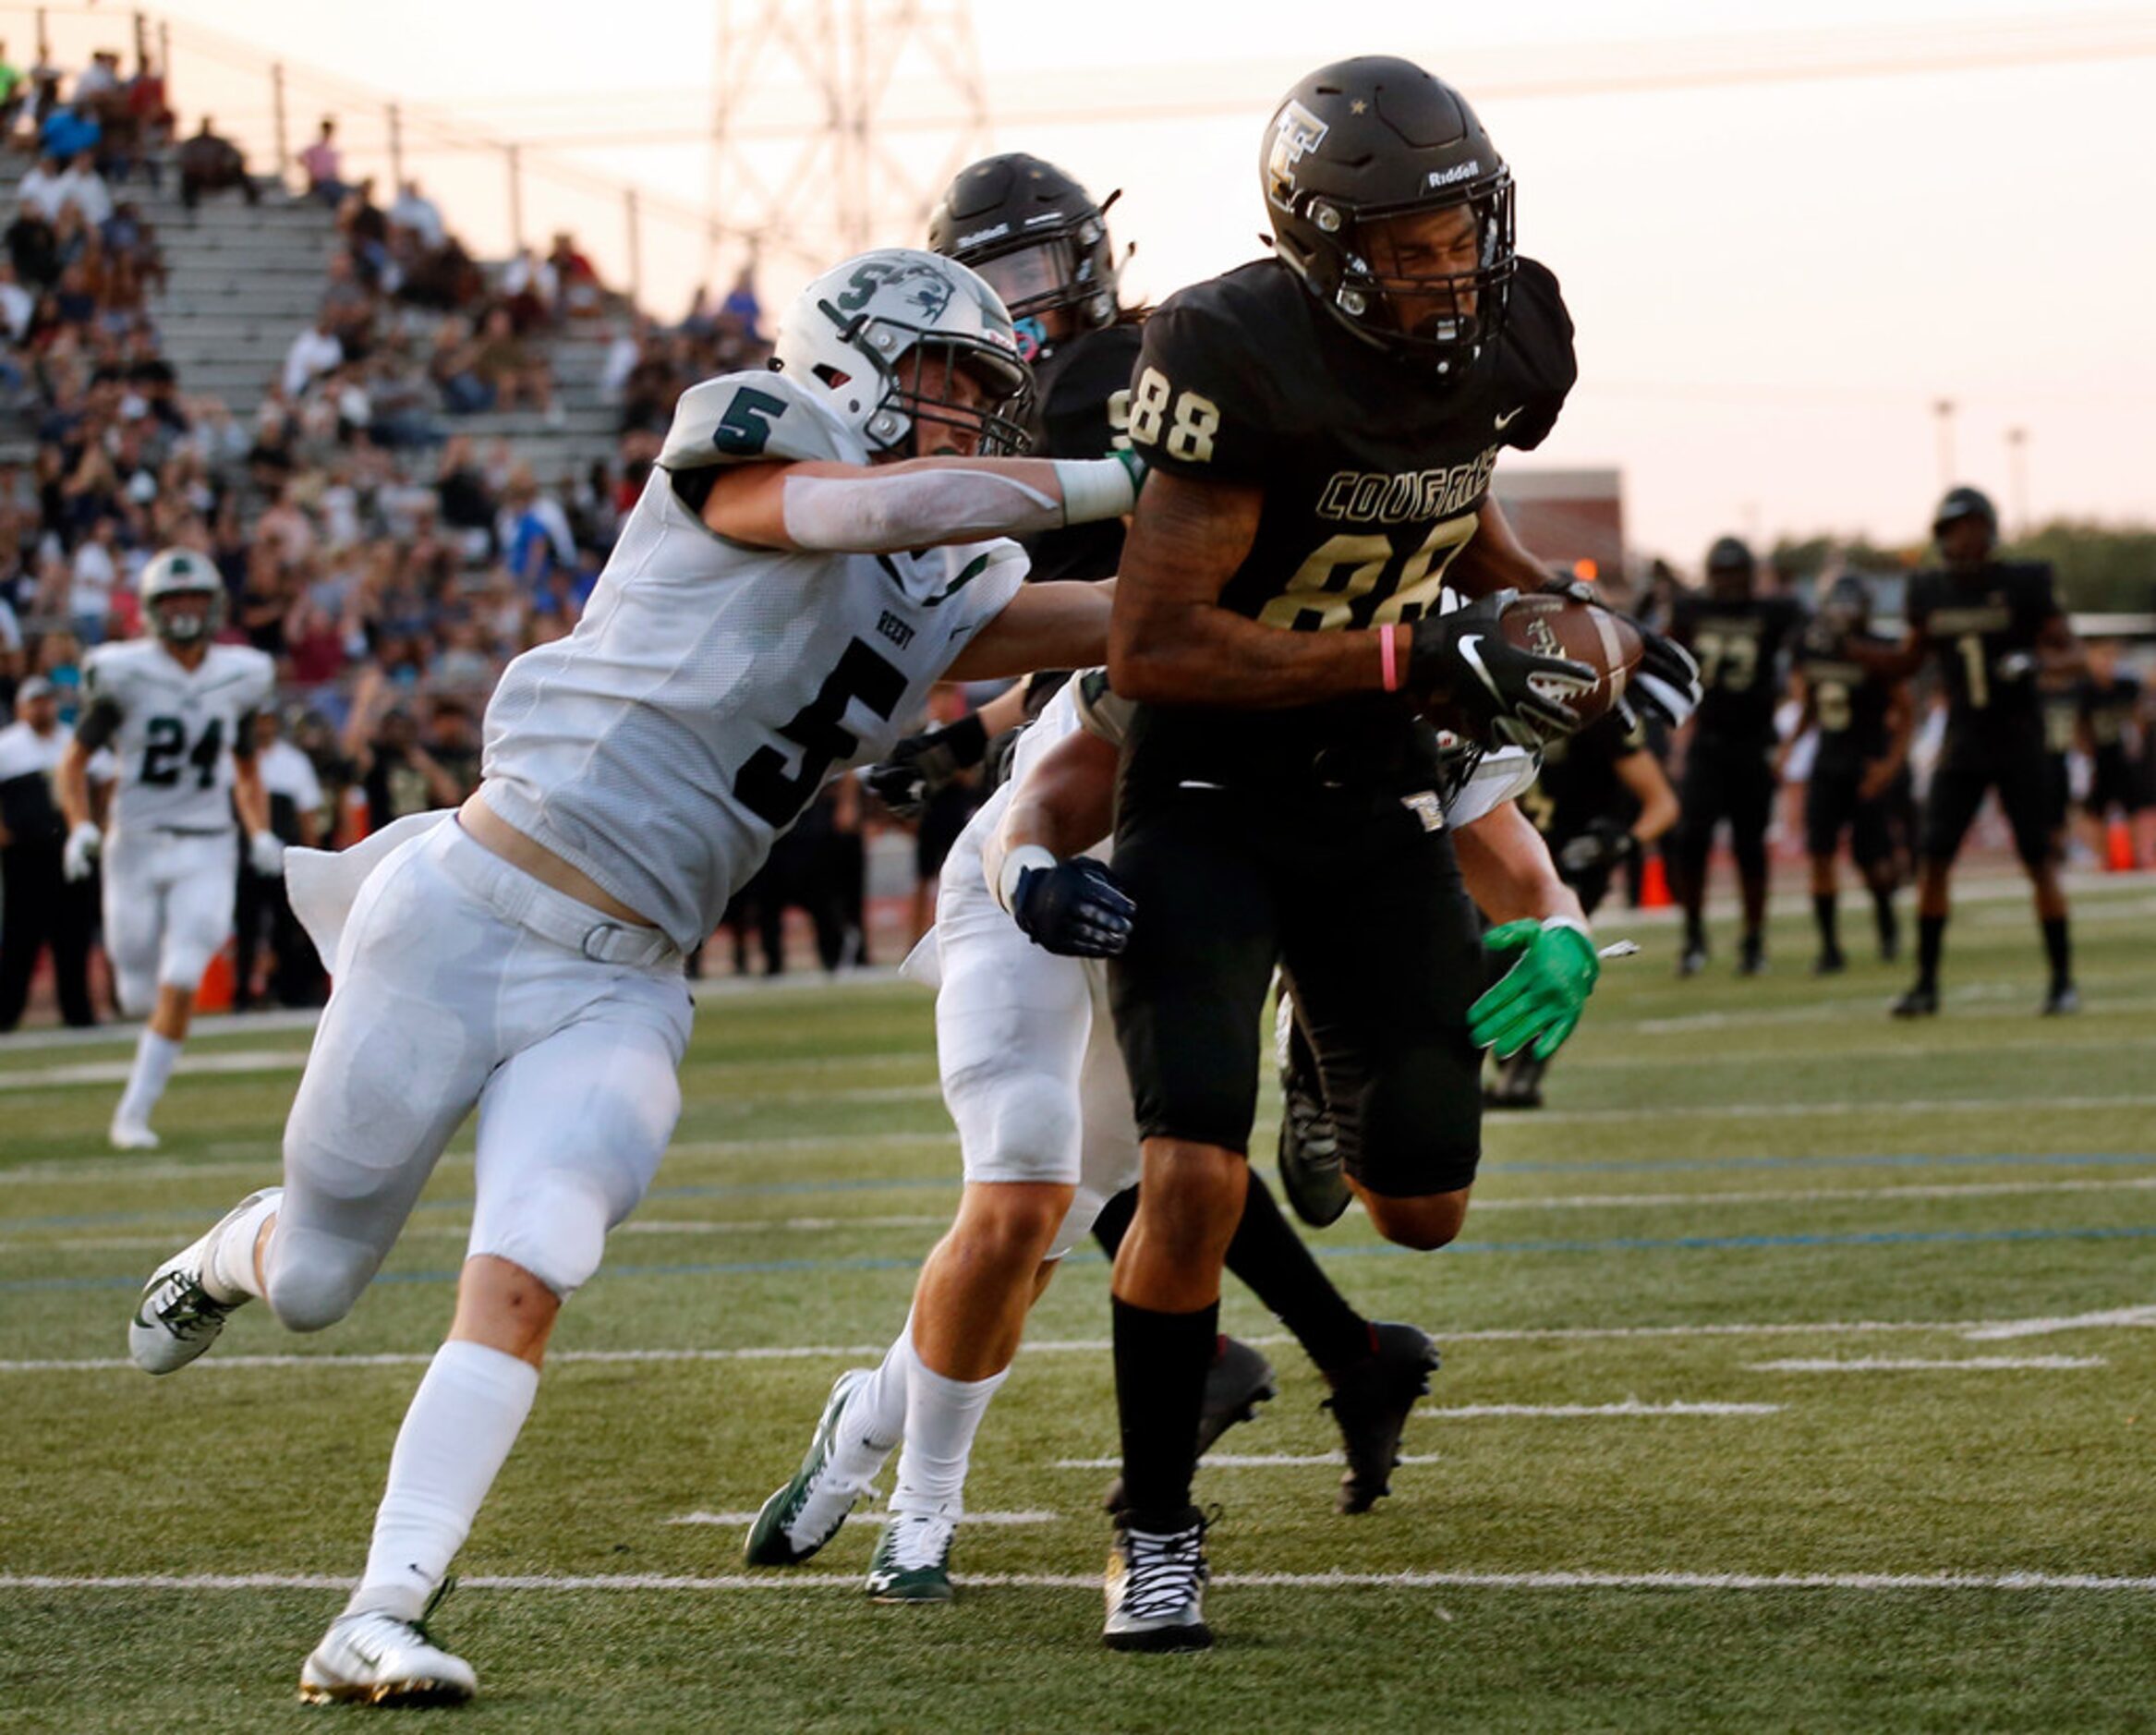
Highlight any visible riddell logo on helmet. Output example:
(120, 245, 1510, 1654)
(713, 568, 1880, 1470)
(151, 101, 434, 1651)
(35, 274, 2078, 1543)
(1427, 161, 1483, 188)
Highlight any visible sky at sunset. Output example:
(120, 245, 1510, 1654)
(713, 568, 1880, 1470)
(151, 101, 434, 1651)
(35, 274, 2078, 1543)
(116, 0, 2156, 568)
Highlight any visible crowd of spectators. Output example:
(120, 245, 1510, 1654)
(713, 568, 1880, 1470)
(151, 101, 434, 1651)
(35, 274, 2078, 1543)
(1, 50, 956, 1016)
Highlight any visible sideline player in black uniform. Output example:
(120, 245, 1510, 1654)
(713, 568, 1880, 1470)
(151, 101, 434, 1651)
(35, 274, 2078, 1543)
(1788, 574, 1912, 973)
(1847, 486, 2082, 1015)
(1668, 537, 1806, 976)
(2075, 640, 2145, 867)
(1094, 57, 1684, 1652)
(879, 152, 1449, 1518)
(1484, 708, 1679, 1107)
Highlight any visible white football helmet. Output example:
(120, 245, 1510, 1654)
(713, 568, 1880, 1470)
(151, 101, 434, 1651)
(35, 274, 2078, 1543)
(772, 248, 1033, 457)
(139, 547, 224, 645)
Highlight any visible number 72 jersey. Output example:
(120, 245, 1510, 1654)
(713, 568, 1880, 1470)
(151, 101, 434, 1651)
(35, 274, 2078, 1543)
(80, 638, 274, 836)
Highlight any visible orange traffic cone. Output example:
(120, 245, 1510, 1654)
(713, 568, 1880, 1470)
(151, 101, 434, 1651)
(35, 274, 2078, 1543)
(2106, 818, 2137, 873)
(1639, 853, 1673, 909)
(195, 940, 236, 1013)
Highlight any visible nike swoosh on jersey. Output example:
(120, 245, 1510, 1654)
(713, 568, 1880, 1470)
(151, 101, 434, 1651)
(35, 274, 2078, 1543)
(1494, 406, 1527, 430)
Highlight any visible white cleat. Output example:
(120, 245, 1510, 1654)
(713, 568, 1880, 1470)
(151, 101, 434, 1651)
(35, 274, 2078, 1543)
(127, 1187, 279, 1375)
(108, 1115, 159, 1151)
(299, 1605, 477, 1707)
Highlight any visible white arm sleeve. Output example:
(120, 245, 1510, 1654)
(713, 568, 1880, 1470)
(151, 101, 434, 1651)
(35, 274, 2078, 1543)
(779, 457, 1136, 553)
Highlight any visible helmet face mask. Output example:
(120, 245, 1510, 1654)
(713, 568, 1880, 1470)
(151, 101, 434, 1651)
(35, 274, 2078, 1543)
(1820, 574, 1872, 633)
(774, 249, 1035, 459)
(1264, 58, 1517, 366)
(139, 548, 224, 647)
(1704, 537, 1757, 601)
(1932, 485, 1999, 564)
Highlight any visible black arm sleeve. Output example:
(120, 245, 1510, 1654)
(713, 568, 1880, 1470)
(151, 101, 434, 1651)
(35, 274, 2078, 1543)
(74, 697, 123, 752)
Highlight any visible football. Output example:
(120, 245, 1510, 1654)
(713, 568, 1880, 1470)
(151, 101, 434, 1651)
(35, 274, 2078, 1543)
(1425, 592, 1643, 738)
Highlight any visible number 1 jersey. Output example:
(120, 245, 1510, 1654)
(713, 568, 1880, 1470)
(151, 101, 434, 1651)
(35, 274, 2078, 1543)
(79, 638, 273, 836)
(479, 370, 1027, 953)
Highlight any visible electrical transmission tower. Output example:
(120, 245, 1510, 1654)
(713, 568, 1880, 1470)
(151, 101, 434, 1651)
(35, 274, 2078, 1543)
(707, 0, 991, 282)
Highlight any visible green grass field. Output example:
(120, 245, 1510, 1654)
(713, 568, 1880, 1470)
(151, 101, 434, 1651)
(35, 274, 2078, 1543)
(3, 877, 2153, 1732)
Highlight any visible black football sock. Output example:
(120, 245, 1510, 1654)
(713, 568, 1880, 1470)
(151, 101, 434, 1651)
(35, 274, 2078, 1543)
(1223, 1172, 1368, 1377)
(1812, 893, 1839, 954)
(1111, 1294, 1217, 1527)
(1916, 915, 1946, 992)
(1090, 1185, 1139, 1260)
(2042, 916, 2073, 989)
(1872, 888, 1898, 955)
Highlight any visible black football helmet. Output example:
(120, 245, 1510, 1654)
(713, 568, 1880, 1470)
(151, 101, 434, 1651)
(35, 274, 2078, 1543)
(1932, 485, 1999, 545)
(1704, 536, 1756, 601)
(1819, 571, 1872, 632)
(927, 154, 1120, 343)
(1262, 55, 1516, 363)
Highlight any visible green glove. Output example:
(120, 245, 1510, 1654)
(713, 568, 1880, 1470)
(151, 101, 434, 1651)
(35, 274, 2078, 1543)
(1469, 917, 1601, 1062)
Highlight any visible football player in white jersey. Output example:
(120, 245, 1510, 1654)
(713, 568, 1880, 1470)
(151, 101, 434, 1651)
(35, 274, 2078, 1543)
(55, 549, 282, 1148)
(743, 672, 1592, 1606)
(118, 249, 1141, 1708)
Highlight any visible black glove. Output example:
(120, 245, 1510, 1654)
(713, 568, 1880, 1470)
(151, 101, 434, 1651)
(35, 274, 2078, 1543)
(1630, 627, 1702, 730)
(863, 712, 990, 820)
(1558, 816, 1638, 878)
(1006, 854, 1135, 958)
(1409, 591, 1597, 750)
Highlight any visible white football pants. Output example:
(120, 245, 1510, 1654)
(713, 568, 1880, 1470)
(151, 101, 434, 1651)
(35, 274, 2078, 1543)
(267, 816, 692, 1332)
(917, 838, 1140, 1260)
(100, 827, 236, 1014)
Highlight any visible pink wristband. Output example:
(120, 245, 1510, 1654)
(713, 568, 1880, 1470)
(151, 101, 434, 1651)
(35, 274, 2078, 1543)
(1379, 624, 1403, 692)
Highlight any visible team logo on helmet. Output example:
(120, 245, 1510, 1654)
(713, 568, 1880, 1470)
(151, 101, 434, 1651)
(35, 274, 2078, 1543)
(1266, 100, 1329, 208)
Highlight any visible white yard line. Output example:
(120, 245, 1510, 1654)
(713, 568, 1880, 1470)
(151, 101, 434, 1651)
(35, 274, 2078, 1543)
(18, 1176, 2156, 1255)
(1962, 1305, 2156, 1340)
(1529, 1094, 2156, 1124)
(0, 1049, 310, 1091)
(4, 1570, 2152, 1593)
(665, 1510, 1060, 1528)
(5, 1310, 2151, 1375)
(1412, 1401, 1782, 1417)
(1749, 1356, 2108, 1373)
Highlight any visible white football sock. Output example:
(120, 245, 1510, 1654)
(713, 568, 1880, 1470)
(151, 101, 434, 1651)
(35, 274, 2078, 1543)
(115, 1029, 181, 1128)
(347, 1341, 539, 1621)
(890, 1353, 1007, 1520)
(203, 1191, 280, 1304)
(829, 1318, 913, 1486)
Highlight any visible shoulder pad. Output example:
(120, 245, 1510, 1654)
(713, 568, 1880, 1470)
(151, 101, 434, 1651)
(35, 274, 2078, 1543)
(1489, 258, 1578, 452)
(659, 370, 864, 473)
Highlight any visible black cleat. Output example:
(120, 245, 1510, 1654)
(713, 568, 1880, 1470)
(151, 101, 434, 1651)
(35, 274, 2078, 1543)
(1811, 948, 1847, 977)
(1324, 1322, 1439, 1515)
(1890, 985, 1939, 1018)
(1484, 1050, 1546, 1110)
(1738, 934, 1767, 977)
(2041, 983, 2081, 1016)
(1103, 1506, 1212, 1652)
(1104, 1338, 1276, 1514)
(1277, 1087, 1350, 1228)
(1677, 939, 1708, 977)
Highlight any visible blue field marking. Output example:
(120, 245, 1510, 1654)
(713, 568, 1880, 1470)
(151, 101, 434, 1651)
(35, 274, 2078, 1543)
(11, 1220, 2156, 1293)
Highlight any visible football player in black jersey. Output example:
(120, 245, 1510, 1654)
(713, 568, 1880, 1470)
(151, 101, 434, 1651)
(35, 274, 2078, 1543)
(866, 154, 1447, 1540)
(1787, 574, 1913, 973)
(1094, 57, 1629, 1652)
(2074, 639, 2146, 867)
(1668, 537, 1807, 976)
(1846, 487, 2083, 1015)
